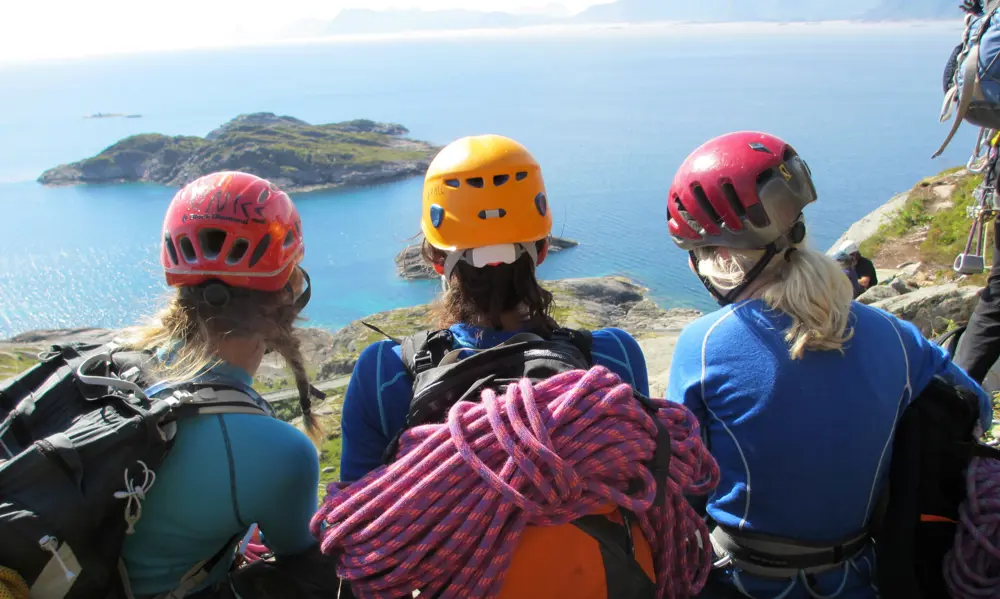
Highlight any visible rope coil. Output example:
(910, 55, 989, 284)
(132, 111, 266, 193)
(944, 456, 1000, 598)
(311, 365, 719, 599)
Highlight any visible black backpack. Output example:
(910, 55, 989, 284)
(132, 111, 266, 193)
(383, 326, 596, 459)
(874, 366, 1000, 599)
(0, 341, 272, 599)
(360, 324, 672, 599)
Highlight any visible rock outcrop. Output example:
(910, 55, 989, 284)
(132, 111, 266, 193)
(870, 283, 981, 337)
(314, 275, 701, 380)
(394, 236, 580, 280)
(38, 113, 439, 192)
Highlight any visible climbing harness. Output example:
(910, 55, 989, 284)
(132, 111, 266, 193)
(311, 366, 720, 599)
(956, 128, 1000, 275)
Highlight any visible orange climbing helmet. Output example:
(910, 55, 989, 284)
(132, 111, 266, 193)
(421, 135, 552, 278)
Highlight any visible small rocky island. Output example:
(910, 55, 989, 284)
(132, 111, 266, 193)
(395, 236, 580, 280)
(39, 112, 439, 192)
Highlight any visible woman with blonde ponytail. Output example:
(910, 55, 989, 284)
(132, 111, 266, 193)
(663, 132, 992, 599)
(118, 172, 321, 598)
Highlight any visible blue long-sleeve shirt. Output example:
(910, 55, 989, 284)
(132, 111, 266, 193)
(667, 299, 991, 599)
(121, 362, 320, 597)
(340, 323, 649, 483)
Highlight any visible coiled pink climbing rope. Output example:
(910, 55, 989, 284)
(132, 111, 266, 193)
(944, 456, 1000, 598)
(310, 365, 720, 599)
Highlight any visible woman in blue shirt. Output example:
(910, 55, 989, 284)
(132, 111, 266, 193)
(663, 132, 991, 599)
(119, 172, 321, 598)
(340, 134, 650, 483)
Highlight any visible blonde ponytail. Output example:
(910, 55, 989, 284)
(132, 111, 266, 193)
(694, 243, 855, 360)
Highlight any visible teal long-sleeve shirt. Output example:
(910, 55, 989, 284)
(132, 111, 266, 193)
(121, 362, 320, 597)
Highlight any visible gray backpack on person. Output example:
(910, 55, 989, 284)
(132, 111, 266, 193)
(0, 341, 272, 599)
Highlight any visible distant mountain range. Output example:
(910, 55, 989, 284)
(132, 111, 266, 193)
(325, 8, 555, 35)
(863, 0, 963, 21)
(577, 0, 881, 23)
(310, 0, 965, 36)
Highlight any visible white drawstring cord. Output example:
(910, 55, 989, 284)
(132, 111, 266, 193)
(114, 461, 156, 534)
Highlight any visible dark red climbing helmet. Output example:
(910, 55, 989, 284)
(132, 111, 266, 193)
(161, 172, 304, 292)
(667, 131, 817, 251)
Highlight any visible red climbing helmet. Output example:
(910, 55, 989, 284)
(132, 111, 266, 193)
(161, 171, 304, 292)
(667, 131, 817, 251)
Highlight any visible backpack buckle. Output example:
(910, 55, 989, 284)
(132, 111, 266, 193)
(413, 351, 436, 374)
(550, 328, 573, 343)
(164, 389, 197, 408)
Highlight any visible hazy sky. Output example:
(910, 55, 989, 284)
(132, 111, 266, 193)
(2, 0, 608, 63)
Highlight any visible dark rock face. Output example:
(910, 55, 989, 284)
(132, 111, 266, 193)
(38, 114, 438, 192)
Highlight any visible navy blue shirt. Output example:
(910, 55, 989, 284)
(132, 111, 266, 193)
(340, 323, 649, 482)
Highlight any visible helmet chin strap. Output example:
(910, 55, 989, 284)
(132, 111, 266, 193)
(691, 220, 807, 307)
(690, 244, 780, 307)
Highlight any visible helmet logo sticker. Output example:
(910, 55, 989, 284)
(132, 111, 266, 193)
(478, 209, 507, 220)
(535, 192, 548, 216)
(430, 204, 445, 228)
(778, 164, 793, 182)
(749, 142, 774, 154)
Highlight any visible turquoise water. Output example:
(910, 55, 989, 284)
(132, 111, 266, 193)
(0, 22, 979, 337)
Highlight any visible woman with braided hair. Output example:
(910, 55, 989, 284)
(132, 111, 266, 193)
(118, 172, 321, 598)
(323, 135, 725, 599)
(664, 132, 993, 599)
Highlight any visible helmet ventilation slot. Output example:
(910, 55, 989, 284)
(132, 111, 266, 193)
(692, 184, 721, 224)
(248, 234, 271, 269)
(673, 195, 701, 232)
(164, 234, 180, 266)
(721, 182, 746, 220)
(226, 239, 250, 265)
(178, 236, 198, 264)
(198, 229, 227, 261)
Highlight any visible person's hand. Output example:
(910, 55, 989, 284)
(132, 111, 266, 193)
(961, 0, 984, 16)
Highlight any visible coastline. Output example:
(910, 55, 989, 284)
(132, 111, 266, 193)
(35, 167, 428, 194)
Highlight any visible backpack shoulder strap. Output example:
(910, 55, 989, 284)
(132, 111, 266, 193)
(400, 329, 454, 379)
(935, 42, 984, 158)
(571, 509, 655, 598)
(145, 377, 275, 419)
(935, 5, 1000, 157)
(550, 327, 594, 366)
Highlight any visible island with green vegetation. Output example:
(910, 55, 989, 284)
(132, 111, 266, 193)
(39, 112, 440, 192)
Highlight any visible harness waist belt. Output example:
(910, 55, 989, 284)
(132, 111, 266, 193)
(710, 526, 870, 579)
